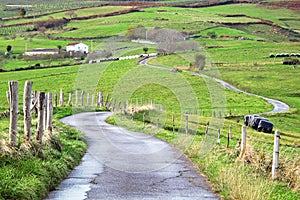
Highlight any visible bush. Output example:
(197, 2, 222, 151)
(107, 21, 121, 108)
(207, 31, 217, 39)
(283, 57, 300, 65)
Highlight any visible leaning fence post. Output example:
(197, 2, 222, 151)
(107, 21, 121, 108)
(240, 125, 247, 157)
(46, 93, 53, 135)
(36, 92, 45, 143)
(205, 123, 209, 135)
(23, 81, 32, 141)
(8, 81, 18, 147)
(272, 130, 280, 179)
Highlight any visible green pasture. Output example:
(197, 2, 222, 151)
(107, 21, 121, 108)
(54, 6, 259, 38)
(198, 39, 300, 63)
(3, 6, 132, 26)
(199, 4, 300, 31)
(0, 37, 70, 54)
(0, 0, 106, 20)
(199, 26, 261, 39)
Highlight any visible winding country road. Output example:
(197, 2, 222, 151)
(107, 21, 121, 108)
(140, 57, 290, 114)
(45, 112, 219, 200)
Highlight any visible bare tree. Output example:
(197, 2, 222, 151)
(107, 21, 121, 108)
(154, 29, 185, 55)
(127, 25, 147, 40)
(195, 54, 206, 70)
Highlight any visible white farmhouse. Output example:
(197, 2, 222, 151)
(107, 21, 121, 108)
(66, 42, 89, 54)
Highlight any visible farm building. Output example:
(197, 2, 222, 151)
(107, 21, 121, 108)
(66, 42, 89, 54)
(24, 48, 58, 56)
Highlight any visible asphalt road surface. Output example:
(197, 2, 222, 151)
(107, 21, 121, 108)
(45, 112, 219, 200)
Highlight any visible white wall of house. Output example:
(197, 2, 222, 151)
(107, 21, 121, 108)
(66, 43, 89, 54)
(24, 51, 57, 56)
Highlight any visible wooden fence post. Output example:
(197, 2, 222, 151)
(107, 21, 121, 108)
(43, 93, 48, 130)
(229, 124, 232, 140)
(99, 92, 103, 107)
(81, 90, 84, 107)
(113, 99, 116, 111)
(91, 94, 95, 107)
(59, 89, 64, 106)
(54, 92, 58, 108)
(185, 115, 188, 135)
(105, 94, 109, 107)
(205, 124, 209, 135)
(96, 92, 100, 106)
(75, 89, 78, 106)
(36, 92, 45, 143)
(23, 81, 32, 141)
(46, 93, 53, 135)
(240, 125, 247, 157)
(172, 115, 175, 133)
(108, 99, 112, 110)
(68, 92, 72, 106)
(217, 128, 221, 144)
(227, 132, 230, 148)
(8, 81, 18, 147)
(272, 130, 280, 179)
(118, 102, 121, 111)
(87, 93, 90, 107)
(143, 112, 146, 126)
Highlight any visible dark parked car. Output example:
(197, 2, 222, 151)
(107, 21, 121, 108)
(249, 116, 267, 130)
(257, 120, 274, 133)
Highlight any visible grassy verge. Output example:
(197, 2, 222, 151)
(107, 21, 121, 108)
(0, 107, 87, 200)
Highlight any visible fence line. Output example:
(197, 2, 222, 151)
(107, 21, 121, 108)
(4, 84, 282, 180)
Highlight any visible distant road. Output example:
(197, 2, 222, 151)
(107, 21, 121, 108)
(140, 57, 290, 114)
(45, 112, 219, 200)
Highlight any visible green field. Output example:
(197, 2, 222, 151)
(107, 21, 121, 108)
(3, 6, 133, 26)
